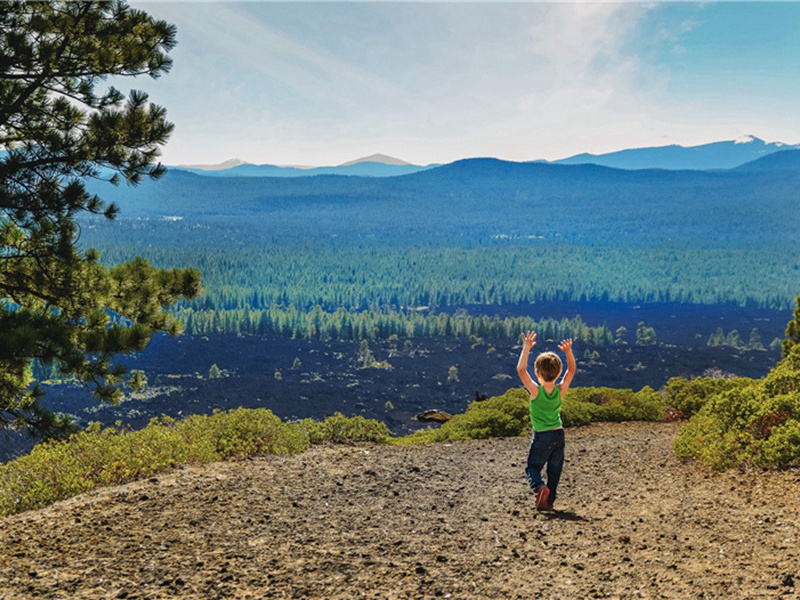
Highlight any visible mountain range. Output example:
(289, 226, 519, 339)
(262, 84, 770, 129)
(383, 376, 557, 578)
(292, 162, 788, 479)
(172, 136, 799, 178)
(176, 153, 437, 178)
(89, 144, 800, 255)
(553, 135, 800, 171)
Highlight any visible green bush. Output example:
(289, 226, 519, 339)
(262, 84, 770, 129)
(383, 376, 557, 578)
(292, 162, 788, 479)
(0, 408, 390, 518)
(674, 344, 800, 469)
(179, 408, 310, 458)
(422, 388, 530, 442)
(314, 412, 391, 443)
(755, 419, 800, 467)
(295, 417, 326, 444)
(560, 396, 599, 427)
(630, 386, 669, 421)
(562, 386, 667, 424)
(663, 376, 749, 418)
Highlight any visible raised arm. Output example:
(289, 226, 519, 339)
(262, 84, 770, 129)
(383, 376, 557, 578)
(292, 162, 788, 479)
(557, 338, 576, 396)
(517, 330, 539, 397)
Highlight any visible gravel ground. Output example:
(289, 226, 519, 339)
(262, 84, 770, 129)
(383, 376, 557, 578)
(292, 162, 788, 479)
(1, 421, 799, 599)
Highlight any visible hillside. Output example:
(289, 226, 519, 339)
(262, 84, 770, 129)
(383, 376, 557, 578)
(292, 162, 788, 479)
(85, 155, 800, 250)
(2, 422, 798, 599)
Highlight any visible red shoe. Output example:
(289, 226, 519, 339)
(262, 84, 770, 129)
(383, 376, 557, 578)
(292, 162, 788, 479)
(535, 485, 550, 511)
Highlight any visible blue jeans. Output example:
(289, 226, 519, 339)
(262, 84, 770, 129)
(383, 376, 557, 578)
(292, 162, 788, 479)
(525, 428, 565, 505)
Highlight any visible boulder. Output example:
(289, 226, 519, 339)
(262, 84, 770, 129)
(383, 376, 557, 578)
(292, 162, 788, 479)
(414, 410, 453, 423)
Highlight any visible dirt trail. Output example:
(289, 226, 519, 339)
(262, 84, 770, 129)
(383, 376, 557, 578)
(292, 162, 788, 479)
(2, 422, 799, 599)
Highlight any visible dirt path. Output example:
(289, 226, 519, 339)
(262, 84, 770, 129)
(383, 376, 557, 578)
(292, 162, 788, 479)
(2, 422, 799, 599)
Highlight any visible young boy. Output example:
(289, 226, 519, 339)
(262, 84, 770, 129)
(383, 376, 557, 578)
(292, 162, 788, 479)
(516, 331, 576, 511)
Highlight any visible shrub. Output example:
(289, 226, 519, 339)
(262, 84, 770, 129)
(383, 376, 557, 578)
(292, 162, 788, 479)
(179, 408, 311, 458)
(0, 408, 391, 518)
(674, 345, 800, 469)
(562, 386, 667, 424)
(560, 396, 599, 427)
(0, 420, 205, 517)
(663, 376, 749, 418)
(673, 412, 737, 469)
(314, 412, 391, 443)
(755, 419, 800, 467)
(426, 389, 530, 442)
(295, 417, 326, 444)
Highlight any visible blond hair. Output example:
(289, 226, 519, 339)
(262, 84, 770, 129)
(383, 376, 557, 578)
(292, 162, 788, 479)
(535, 351, 562, 383)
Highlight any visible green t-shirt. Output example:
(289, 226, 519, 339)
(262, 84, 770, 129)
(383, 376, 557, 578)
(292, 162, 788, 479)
(529, 385, 563, 431)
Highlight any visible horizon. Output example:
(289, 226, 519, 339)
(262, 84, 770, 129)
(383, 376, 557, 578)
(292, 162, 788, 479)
(173, 134, 797, 169)
(130, 2, 800, 167)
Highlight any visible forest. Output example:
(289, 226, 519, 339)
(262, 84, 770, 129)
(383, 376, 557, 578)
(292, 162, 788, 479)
(78, 154, 800, 329)
(74, 155, 800, 346)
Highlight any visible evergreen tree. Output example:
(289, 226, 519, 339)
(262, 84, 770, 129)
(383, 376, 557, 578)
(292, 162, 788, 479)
(635, 322, 657, 346)
(707, 327, 725, 347)
(358, 340, 375, 368)
(447, 365, 459, 382)
(747, 328, 764, 351)
(725, 329, 742, 349)
(783, 294, 800, 357)
(0, 2, 201, 437)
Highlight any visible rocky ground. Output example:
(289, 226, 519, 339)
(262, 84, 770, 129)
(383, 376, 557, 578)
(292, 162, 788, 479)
(2, 422, 799, 599)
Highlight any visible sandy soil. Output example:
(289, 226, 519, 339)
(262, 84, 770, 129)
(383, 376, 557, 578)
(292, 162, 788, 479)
(1, 422, 799, 599)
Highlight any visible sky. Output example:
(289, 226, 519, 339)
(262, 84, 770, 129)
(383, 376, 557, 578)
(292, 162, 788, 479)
(130, 2, 800, 167)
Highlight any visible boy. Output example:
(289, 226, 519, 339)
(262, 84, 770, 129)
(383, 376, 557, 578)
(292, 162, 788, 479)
(516, 331, 576, 511)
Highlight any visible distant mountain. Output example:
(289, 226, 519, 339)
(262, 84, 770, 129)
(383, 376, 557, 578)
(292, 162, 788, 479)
(176, 158, 249, 171)
(554, 136, 800, 171)
(172, 154, 434, 178)
(169, 136, 800, 179)
(734, 149, 800, 172)
(339, 153, 411, 167)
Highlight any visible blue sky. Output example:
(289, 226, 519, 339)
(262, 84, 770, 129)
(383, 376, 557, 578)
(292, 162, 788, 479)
(132, 2, 800, 167)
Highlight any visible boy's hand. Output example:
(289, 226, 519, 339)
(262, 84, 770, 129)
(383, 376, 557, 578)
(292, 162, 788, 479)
(521, 330, 537, 350)
(558, 338, 573, 353)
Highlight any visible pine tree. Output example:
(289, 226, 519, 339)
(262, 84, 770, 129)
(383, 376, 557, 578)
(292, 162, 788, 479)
(783, 294, 800, 358)
(635, 322, 657, 346)
(724, 329, 742, 349)
(447, 365, 459, 382)
(747, 328, 764, 351)
(707, 327, 725, 347)
(0, 2, 201, 437)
